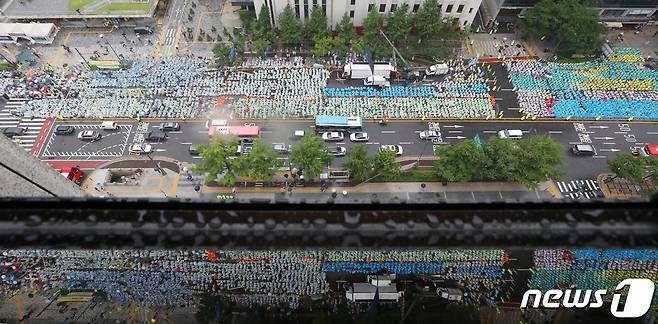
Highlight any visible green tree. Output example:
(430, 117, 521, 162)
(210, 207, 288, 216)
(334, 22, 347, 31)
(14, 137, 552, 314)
(336, 14, 355, 44)
(362, 10, 391, 58)
(235, 139, 279, 181)
(257, 4, 271, 30)
(433, 140, 486, 182)
(278, 4, 303, 44)
(520, 0, 605, 56)
(212, 43, 232, 65)
(373, 149, 401, 180)
(414, 0, 444, 43)
(313, 36, 333, 57)
(252, 39, 270, 57)
(481, 137, 522, 182)
(332, 36, 348, 54)
(645, 156, 658, 185)
(307, 6, 329, 41)
(513, 135, 563, 188)
(290, 134, 333, 180)
(192, 137, 240, 186)
(386, 3, 410, 45)
(607, 153, 646, 184)
(345, 145, 373, 181)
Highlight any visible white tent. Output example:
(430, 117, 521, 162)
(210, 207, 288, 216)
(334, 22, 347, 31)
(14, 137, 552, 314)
(0, 23, 59, 44)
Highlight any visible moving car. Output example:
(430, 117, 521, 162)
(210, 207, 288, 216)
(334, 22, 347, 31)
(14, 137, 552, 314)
(159, 122, 180, 131)
(322, 132, 344, 141)
(571, 144, 596, 156)
(145, 131, 167, 142)
(59, 166, 84, 185)
(272, 143, 291, 154)
(100, 121, 118, 130)
(379, 145, 403, 156)
(240, 138, 255, 145)
(54, 125, 75, 135)
(327, 146, 347, 156)
(243, 122, 257, 127)
(291, 130, 305, 139)
(77, 130, 101, 141)
(189, 144, 200, 156)
(133, 26, 153, 34)
(2, 127, 26, 138)
(497, 129, 523, 139)
(633, 144, 658, 157)
(419, 130, 440, 140)
(349, 132, 369, 142)
(129, 143, 153, 155)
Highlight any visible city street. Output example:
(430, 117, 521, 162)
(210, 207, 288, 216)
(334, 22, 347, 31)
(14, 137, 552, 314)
(36, 119, 658, 181)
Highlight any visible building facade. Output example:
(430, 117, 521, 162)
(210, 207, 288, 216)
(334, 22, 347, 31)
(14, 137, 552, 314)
(252, 0, 483, 29)
(480, 0, 657, 25)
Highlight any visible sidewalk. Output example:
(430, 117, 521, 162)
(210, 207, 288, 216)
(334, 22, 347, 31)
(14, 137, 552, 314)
(597, 173, 656, 200)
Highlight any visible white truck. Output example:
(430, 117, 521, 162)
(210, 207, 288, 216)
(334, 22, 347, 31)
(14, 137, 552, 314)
(343, 62, 395, 79)
(425, 63, 449, 76)
(364, 75, 391, 88)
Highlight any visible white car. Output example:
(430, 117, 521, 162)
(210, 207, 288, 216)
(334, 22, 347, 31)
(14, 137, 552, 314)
(379, 145, 403, 156)
(498, 129, 523, 139)
(129, 143, 152, 154)
(243, 122, 257, 127)
(77, 130, 101, 141)
(419, 130, 440, 140)
(349, 132, 369, 142)
(322, 132, 344, 141)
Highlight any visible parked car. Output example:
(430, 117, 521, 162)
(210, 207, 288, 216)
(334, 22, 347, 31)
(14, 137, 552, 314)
(349, 132, 369, 142)
(54, 125, 75, 135)
(240, 138, 255, 146)
(129, 143, 153, 155)
(59, 166, 84, 185)
(322, 132, 344, 141)
(272, 143, 291, 154)
(419, 130, 440, 140)
(77, 130, 101, 141)
(571, 144, 596, 156)
(145, 131, 168, 142)
(134, 26, 154, 34)
(3, 127, 26, 138)
(327, 146, 347, 156)
(379, 145, 403, 156)
(159, 122, 180, 131)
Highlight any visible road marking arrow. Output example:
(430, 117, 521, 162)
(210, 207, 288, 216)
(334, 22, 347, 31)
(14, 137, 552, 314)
(443, 125, 464, 128)
(445, 136, 466, 139)
(594, 137, 615, 140)
(588, 126, 609, 129)
(599, 148, 620, 152)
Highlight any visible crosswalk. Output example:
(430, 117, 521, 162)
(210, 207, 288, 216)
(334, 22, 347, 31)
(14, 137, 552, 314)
(556, 179, 603, 200)
(0, 98, 47, 152)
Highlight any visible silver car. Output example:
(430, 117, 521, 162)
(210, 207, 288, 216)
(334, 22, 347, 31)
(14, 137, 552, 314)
(322, 132, 344, 141)
(379, 145, 403, 156)
(77, 130, 101, 141)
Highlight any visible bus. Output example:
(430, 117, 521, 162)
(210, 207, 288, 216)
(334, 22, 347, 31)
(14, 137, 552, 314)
(315, 116, 363, 133)
(208, 125, 260, 138)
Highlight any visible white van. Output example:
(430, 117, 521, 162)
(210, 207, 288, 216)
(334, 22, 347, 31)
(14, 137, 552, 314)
(364, 75, 390, 88)
(100, 121, 118, 130)
(498, 129, 523, 139)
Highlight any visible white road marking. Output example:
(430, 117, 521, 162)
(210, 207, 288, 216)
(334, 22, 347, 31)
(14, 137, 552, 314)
(483, 131, 498, 134)
(548, 131, 562, 134)
(399, 142, 413, 145)
(646, 132, 658, 135)
(381, 130, 396, 134)
(594, 137, 614, 140)
(602, 142, 616, 145)
(600, 148, 620, 152)
(180, 142, 193, 145)
(445, 136, 466, 139)
(593, 156, 607, 159)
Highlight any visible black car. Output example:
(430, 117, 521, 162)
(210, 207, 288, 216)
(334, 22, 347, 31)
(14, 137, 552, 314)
(159, 122, 180, 131)
(2, 127, 26, 138)
(145, 131, 168, 142)
(54, 125, 75, 135)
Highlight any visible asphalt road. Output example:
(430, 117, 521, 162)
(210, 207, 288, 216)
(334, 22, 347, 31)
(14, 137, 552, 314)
(39, 120, 658, 181)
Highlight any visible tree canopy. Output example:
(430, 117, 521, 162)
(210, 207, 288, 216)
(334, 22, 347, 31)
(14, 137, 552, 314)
(520, 0, 606, 56)
(277, 4, 303, 44)
(336, 14, 355, 43)
(373, 149, 401, 180)
(345, 145, 373, 180)
(257, 5, 271, 30)
(192, 137, 240, 186)
(362, 10, 391, 58)
(290, 133, 333, 180)
(306, 6, 329, 41)
(234, 139, 279, 181)
(414, 0, 444, 42)
(607, 153, 649, 184)
(386, 4, 410, 45)
(433, 136, 563, 188)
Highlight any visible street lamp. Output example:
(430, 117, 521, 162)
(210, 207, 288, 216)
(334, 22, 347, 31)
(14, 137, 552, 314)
(100, 34, 120, 60)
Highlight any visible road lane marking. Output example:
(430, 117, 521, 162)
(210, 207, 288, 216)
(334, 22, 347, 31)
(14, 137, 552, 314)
(594, 137, 614, 140)
(647, 132, 658, 135)
(381, 130, 396, 134)
(599, 148, 620, 152)
(593, 156, 607, 159)
(548, 131, 562, 134)
(447, 130, 463, 133)
(483, 130, 497, 134)
(614, 131, 627, 134)
(602, 142, 616, 145)
(180, 142, 192, 145)
(399, 142, 413, 145)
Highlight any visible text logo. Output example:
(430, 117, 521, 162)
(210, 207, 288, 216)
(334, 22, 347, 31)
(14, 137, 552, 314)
(521, 278, 654, 318)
